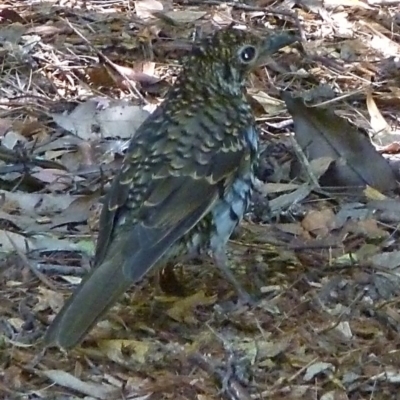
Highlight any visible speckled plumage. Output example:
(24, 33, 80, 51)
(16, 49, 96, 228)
(44, 27, 295, 349)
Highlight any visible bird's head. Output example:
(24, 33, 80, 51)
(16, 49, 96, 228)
(177, 26, 295, 95)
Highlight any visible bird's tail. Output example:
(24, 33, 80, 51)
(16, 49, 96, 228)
(44, 185, 217, 349)
(44, 258, 132, 349)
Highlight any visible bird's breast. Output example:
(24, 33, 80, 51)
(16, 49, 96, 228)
(184, 126, 258, 256)
(209, 170, 254, 251)
(179, 165, 255, 258)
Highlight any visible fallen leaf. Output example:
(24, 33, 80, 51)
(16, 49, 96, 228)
(43, 370, 118, 399)
(167, 291, 217, 323)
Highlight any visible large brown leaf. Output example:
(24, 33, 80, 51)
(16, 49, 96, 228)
(282, 91, 398, 193)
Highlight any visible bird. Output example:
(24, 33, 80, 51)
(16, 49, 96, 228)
(44, 26, 296, 349)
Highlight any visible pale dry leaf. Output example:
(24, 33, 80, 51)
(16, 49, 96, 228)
(46, 194, 97, 229)
(269, 184, 312, 215)
(346, 219, 388, 239)
(260, 284, 285, 294)
(212, 5, 233, 26)
(43, 370, 118, 399)
(26, 24, 64, 37)
(331, 12, 354, 37)
(34, 288, 65, 312)
(98, 339, 151, 365)
(366, 92, 390, 135)
(135, 0, 164, 20)
(289, 386, 313, 397)
(258, 338, 291, 359)
(320, 390, 349, 400)
(364, 185, 387, 200)
(125, 376, 152, 395)
(0, 210, 36, 231)
(304, 362, 335, 381)
(2, 130, 27, 149)
(31, 233, 90, 254)
(51, 99, 150, 141)
(248, 89, 284, 116)
(275, 223, 309, 237)
(369, 34, 400, 58)
(326, 0, 370, 5)
(96, 103, 150, 140)
(259, 182, 300, 195)
(370, 251, 400, 270)
(355, 243, 379, 261)
(0, 230, 34, 253)
(309, 157, 334, 179)
(167, 291, 217, 323)
(141, 61, 156, 76)
(0, 190, 76, 215)
(0, 23, 25, 44)
(61, 276, 82, 285)
(8, 317, 24, 331)
(334, 321, 352, 340)
(30, 168, 73, 191)
(161, 10, 207, 24)
(370, 370, 400, 383)
(301, 209, 335, 237)
(0, 230, 87, 288)
(197, 395, 215, 400)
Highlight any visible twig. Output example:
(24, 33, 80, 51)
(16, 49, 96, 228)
(289, 134, 321, 189)
(5, 232, 57, 290)
(0, 145, 67, 171)
(62, 18, 146, 104)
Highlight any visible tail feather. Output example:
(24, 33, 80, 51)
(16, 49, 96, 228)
(44, 180, 217, 349)
(44, 259, 131, 349)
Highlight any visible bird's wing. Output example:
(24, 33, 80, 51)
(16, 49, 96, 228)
(44, 112, 253, 348)
(98, 134, 249, 282)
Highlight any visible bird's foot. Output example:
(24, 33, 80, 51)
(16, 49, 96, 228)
(212, 249, 255, 306)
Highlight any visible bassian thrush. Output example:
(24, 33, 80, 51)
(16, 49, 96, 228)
(45, 26, 295, 349)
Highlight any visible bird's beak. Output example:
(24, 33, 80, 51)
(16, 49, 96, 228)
(257, 32, 298, 65)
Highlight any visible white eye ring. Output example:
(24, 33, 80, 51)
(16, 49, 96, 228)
(238, 45, 257, 63)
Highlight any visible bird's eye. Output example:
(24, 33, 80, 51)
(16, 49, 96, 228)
(238, 45, 257, 63)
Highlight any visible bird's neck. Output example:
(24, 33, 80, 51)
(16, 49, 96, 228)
(177, 63, 247, 98)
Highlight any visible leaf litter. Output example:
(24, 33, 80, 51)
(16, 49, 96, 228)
(1, 0, 400, 399)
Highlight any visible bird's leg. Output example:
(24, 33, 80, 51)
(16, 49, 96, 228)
(213, 248, 253, 304)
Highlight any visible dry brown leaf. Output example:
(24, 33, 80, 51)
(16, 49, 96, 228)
(98, 339, 151, 364)
(366, 91, 390, 135)
(30, 168, 73, 191)
(167, 291, 217, 323)
(12, 120, 46, 138)
(34, 288, 65, 313)
(301, 209, 335, 237)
